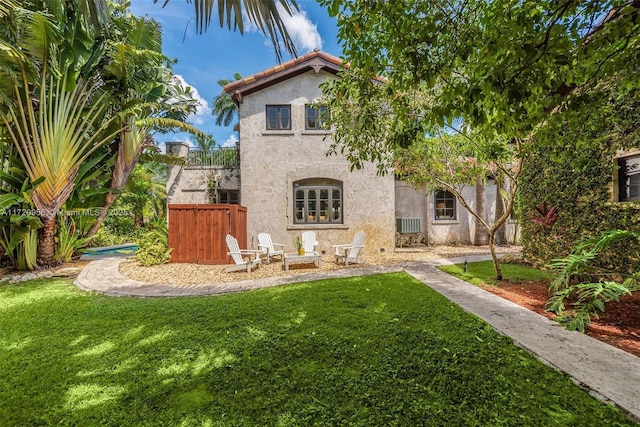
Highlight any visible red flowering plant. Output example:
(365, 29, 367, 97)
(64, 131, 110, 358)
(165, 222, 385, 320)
(531, 202, 559, 229)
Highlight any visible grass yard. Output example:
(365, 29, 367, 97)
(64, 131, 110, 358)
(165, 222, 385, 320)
(0, 273, 635, 426)
(438, 260, 557, 287)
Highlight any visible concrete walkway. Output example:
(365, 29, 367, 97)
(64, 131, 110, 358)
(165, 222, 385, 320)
(74, 255, 640, 421)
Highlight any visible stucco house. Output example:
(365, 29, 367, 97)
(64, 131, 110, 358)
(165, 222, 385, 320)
(166, 51, 518, 258)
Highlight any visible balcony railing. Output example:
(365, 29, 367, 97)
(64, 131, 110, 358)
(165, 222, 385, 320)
(187, 147, 239, 168)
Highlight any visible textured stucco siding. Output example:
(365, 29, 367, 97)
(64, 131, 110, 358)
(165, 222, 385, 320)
(395, 180, 519, 245)
(166, 142, 240, 205)
(239, 70, 395, 254)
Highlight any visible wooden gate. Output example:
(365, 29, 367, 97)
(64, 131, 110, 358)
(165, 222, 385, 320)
(168, 204, 247, 264)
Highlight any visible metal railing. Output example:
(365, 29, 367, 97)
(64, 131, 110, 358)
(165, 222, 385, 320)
(187, 147, 239, 168)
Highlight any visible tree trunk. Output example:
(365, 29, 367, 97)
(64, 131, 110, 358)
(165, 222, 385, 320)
(494, 176, 507, 245)
(474, 176, 489, 245)
(488, 232, 503, 280)
(86, 192, 118, 239)
(37, 217, 57, 266)
(84, 133, 148, 239)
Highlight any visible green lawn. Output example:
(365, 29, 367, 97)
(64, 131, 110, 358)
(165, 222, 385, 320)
(0, 273, 635, 426)
(438, 260, 557, 287)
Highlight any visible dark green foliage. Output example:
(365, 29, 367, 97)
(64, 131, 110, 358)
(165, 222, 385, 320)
(0, 158, 43, 270)
(91, 163, 167, 246)
(546, 230, 640, 332)
(0, 274, 635, 425)
(518, 83, 640, 268)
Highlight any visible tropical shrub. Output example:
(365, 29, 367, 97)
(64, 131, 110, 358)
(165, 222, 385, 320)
(54, 216, 91, 262)
(546, 230, 640, 332)
(0, 172, 43, 270)
(135, 223, 171, 266)
(89, 227, 136, 248)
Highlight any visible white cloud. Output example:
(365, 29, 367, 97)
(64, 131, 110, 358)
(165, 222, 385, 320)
(245, 5, 323, 53)
(171, 74, 211, 125)
(221, 134, 238, 148)
(278, 6, 323, 52)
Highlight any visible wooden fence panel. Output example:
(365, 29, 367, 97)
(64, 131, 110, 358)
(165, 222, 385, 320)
(168, 204, 247, 264)
(168, 205, 199, 263)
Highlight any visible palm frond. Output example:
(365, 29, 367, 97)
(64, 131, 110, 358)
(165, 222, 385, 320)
(241, 0, 298, 62)
(77, 0, 111, 36)
(16, 8, 63, 75)
(139, 151, 187, 166)
(157, 0, 299, 62)
(134, 117, 209, 140)
(1, 72, 120, 219)
(127, 15, 162, 52)
(0, 0, 17, 18)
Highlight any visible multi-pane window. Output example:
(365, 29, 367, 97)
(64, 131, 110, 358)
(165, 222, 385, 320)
(305, 105, 328, 130)
(619, 155, 640, 201)
(434, 189, 456, 220)
(294, 179, 343, 224)
(266, 105, 291, 130)
(218, 190, 239, 204)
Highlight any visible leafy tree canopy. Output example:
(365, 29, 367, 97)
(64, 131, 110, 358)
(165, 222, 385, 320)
(320, 0, 640, 149)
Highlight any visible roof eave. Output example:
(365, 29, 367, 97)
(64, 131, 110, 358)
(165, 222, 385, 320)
(225, 53, 343, 105)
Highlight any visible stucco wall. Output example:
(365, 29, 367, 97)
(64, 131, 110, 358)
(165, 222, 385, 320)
(395, 180, 520, 245)
(166, 142, 240, 205)
(238, 70, 396, 254)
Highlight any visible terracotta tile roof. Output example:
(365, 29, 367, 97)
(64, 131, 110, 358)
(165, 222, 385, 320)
(224, 50, 344, 95)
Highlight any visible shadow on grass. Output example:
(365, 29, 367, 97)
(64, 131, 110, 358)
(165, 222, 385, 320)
(0, 275, 636, 426)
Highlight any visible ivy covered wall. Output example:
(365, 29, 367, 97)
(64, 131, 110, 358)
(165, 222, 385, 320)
(518, 83, 640, 268)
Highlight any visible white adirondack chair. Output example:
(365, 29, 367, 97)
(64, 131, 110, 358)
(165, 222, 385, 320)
(225, 234, 261, 273)
(301, 230, 319, 255)
(257, 232, 285, 263)
(333, 230, 365, 265)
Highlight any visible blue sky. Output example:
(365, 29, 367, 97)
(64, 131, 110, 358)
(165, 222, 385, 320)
(128, 0, 342, 151)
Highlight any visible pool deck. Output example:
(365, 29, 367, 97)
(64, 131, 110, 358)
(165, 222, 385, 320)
(74, 254, 640, 421)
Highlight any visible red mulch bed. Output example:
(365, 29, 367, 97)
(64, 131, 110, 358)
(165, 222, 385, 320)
(483, 280, 640, 358)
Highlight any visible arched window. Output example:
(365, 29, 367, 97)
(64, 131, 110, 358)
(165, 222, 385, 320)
(434, 189, 456, 220)
(294, 179, 343, 224)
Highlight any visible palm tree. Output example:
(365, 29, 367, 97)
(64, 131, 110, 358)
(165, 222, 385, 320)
(155, 0, 298, 62)
(2, 73, 120, 265)
(473, 176, 489, 246)
(212, 73, 242, 127)
(2, 1, 294, 267)
(86, 15, 208, 237)
(1, 3, 204, 264)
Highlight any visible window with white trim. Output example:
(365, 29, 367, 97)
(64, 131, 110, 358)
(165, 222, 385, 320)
(294, 179, 343, 224)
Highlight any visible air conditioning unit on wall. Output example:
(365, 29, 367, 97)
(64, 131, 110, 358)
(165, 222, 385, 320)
(396, 217, 422, 234)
